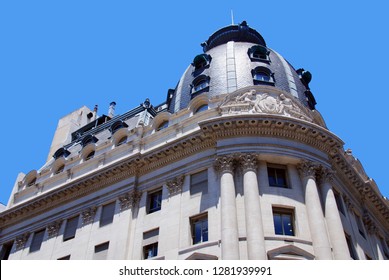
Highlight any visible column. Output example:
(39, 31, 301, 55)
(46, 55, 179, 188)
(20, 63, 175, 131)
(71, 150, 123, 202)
(298, 161, 332, 259)
(239, 154, 267, 259)
(319, 168, 351, 259)
(215, 155, 240, 259)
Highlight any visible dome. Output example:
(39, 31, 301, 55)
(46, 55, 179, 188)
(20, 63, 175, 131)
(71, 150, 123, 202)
(168, 21, 315, 114)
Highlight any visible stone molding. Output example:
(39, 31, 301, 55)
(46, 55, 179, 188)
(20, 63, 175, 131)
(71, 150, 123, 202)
(81, 207, 97, 225)
(15, 233, 30, 250)
(47, 220, 63, 238)
(166, 175, 185, 196)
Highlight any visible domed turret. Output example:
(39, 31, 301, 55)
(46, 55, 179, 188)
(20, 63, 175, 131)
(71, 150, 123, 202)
(168, 21, 315, 114)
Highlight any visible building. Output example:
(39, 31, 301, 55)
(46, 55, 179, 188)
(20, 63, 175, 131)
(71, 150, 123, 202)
(0, 21, 388, 260)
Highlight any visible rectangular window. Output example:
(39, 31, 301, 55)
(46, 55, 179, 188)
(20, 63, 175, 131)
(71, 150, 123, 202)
(63, 216, 79, 241)
(30, 229, 45, 253)
(334, 190, 345, 215)
(0, 241, 14, 260)
(268, 166, 288, 188)
(143, 228, 159, 259)
(190, 170, 208, 195)
(345, 233, 358, 260)
(100, 202, 116, 227)
(57, 255, 71, 260)
(147, 189, 162, 214)
(355, 214, 366, 239)
(94, 242, 109, 260)
(191, 213, 208, 244)
(272, 208, 295, 236)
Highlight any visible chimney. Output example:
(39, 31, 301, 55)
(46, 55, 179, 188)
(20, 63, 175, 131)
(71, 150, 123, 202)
(108, 102, 116, 118)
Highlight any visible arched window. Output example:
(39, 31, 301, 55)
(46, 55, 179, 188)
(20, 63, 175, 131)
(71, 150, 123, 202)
(117, 136, 128, 146)
(157, 120, 169, 131)
(248, 45, 270, 62)
(195, 104, 208, 114)
(27, 177, 37, 187)
(191, 75, 210, 95)
(85, 151, 95, 161)
(54, 164, 65, 174)
(252, 67, 274, 85)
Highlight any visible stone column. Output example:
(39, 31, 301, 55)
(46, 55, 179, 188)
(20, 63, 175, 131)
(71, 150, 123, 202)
(239, 154, 267, 259)
(298, 161, 332, 259)
(215, 155, 240, 260)
(318, 168, 350, 260)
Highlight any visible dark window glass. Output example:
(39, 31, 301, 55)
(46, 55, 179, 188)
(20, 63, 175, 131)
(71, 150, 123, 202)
(195, 104, 208, 114)
(356, 215, 366, 239)
(254, 71, 270, 82)
(143, 243, 158, 259)
(334, 191, 345, 215)
(117, 136, 127, 146)
(30, 229, 45, 253)
(63, 216, 79, 241)
(157, 121, 168, 131)
(191, 214, 208, 244)
(85, 151, 95, 161)
(148, 190, 162, 214)
(345, 233, 358, 260)
(190, 170, 208, 195)
(57, 255, 71, 260)
(194, 80, 208, 92)
(94, 242, 109, 260)
(268, 167, 288, 188)
(0, 241, 14, 260)
(100, 202, 116, 227)
(273, 209, 294, 236)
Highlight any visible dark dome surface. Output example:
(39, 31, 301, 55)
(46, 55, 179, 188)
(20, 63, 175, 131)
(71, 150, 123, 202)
(168, 22, 311, 113)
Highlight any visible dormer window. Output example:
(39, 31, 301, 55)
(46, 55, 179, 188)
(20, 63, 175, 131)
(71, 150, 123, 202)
(157, 121, 169, 131)
(27, 177, 37, 187)
(81, 135, 98, 148)
(248, 45, 270, 62)
(117, 136, 128, 146)
(192, 54, 211, 71)
(252, 67, 274, 85)
(110, 120, 128, 135)
(191, 75, 210, 96)
(195, 104, 208, 114)
(85, 151, 95, 161)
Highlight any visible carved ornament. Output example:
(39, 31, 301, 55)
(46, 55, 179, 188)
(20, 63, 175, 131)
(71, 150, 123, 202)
(166, 175, 185, 196)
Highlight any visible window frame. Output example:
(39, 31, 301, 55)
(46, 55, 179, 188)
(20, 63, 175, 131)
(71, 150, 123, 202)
(30, 229, 45, 253)
(267, 165, 289, 188)
(272, 207, 295, 236)
(190, 170, 208, 196)
(248, 45, 270, 63)
(190, 213, 209, 245)
(63, 216, 79, 241)
(147, 189, 163, 214)
(251, 67, 274, 86)
(94, 241, 110, 260)
(99, 202, 116, 227)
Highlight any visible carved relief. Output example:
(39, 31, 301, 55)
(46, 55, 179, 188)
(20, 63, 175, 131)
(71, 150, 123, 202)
(119, 190, 143, 211)
(219, 89, 312, 121)
(317, 166, 335, 185)
(81, 207, 97, 225)
(15, 233, 30, 250)
(238, 153, 258, 172)
(47, 220, 62, 238)
(166, 175, 185, 196)
(297, 160, 319, 178)
(214, 155, 235, 174)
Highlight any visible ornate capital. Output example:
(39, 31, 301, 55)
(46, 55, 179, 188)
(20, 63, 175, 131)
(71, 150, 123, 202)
(166, 175, 185, 196)
(342, 195, 354, 212)
(317, 166, 335, 185)
(297, 160, 319, 179)
(238, 153, 258, 172)
(47, 220, 62, 238)
(119, 190, 143, 211)
(214, 155, 235, 174)
(81, 207, 97, 225)
(363, 211, 378, 235)
(15, 233, 30, 250)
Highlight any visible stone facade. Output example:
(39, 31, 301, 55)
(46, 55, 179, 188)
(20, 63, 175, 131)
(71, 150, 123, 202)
(0, 22, 388, 260)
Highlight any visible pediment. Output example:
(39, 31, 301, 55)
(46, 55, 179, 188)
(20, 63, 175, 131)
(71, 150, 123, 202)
(267, 245, 315, 260)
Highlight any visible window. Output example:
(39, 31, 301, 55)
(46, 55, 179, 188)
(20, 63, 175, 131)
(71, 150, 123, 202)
(334, 190, 345, 215)
(85, 150, 95, 161)
(63, 216, 79, 241)
(191, 75, 210, 95)
(195, 104, 208, 114)
(117, 136, 127, 146)
(273, 208, 295, 236)
(143, 242, 158, 259)
(147, 189, 162, 214)
(268, 166, 288, 188)
(355, 214, 366, 239)
(94, 242, 109, 260)
(248, 45, 269, 62)
(192, 54, 211, 70)
(190, 170, 208, 195)
(143, 228, 159, 259)
(345, 233, 358, 260)
(0, 241, 14, 260)
(100, 202, 116, 227)
(27, 177, 37, 187)
(157, 121, 169, 131)
(191, 213, 208, 244)
(30, 229, 45, 253)
(58, 255, 71, 260)
(252, 67, 274, 85)
(54, 164, 65, 174)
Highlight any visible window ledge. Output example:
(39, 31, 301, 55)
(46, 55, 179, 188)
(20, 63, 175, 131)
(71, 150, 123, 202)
(178, 240, 219, 255)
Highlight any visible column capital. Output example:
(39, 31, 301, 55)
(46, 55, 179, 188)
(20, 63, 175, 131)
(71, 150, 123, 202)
(317, 166, 335, 185)
(47, 220, 63, 238)
(166, 175, 185, 196)
(15, 233, 30, 250)
(119, 190, 142, 211)
(81, 207, 97, 225)
(342, 195, 355, 212)
(238, 153, 258, 172)
(297, 160, 319, 179)
(214, 155, 235, 174)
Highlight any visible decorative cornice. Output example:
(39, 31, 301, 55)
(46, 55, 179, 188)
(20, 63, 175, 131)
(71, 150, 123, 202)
(15, 233, 30, 250)
(214, 155, 235, 174)
(166, 175, 185, 196)
(47, 220, 62, 238)
(81, 207, 97, 225)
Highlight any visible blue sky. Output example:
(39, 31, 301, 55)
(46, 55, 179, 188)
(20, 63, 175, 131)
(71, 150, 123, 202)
(0, 0, 388, 205)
